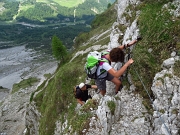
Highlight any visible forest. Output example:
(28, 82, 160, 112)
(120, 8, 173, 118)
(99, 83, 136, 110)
(0, 1, 19, 21)
(0, 23, 90, 54)
(0, 0, 115, 22)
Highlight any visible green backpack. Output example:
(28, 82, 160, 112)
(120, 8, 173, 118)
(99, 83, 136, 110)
(84, 51, 109, 79)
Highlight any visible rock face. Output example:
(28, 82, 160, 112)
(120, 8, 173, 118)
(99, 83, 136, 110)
(25, 101, 41, 135)
(0, 87, 9, 102)
(57, 0, 180, 134)
(0, 86, 37, 135)
(85, 91, 151, 135)
(0, 55, 57, 135)
(151, 56, 180, 135)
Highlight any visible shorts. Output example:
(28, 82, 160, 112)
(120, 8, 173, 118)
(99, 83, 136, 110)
(95, 73, 114, 91)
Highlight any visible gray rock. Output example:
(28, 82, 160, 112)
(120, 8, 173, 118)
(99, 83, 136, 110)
(162, 58, 175, 68)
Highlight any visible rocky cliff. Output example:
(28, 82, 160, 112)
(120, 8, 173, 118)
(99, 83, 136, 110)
(55, 0, 180, 134)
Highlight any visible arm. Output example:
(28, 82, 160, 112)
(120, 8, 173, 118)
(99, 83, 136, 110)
(108, 58, 134, 77)
(77, 98, 84, 105)
(119, 40, 138, 50)
(91, 85, 97, 89)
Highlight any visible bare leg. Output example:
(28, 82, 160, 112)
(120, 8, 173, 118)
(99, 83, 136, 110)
(100, 90, 106, 96)
(111, 77, 121, 93)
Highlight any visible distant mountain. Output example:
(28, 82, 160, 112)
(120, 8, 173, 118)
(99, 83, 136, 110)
(0, 0, 116, 23)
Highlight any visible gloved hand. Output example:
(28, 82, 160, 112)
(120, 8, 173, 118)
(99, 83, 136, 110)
(137, 35, 142, 41)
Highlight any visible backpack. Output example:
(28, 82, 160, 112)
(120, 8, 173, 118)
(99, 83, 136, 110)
(84, 51, 109, 79)
(73, 85, 78, 98)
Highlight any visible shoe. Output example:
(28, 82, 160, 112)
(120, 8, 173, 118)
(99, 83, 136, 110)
(137, 35, 142, 41)
(115, 84, 123, 95)
(96, 89, 100, 94)
(119, 84, 123, 91)
(119, 76, 123, 81)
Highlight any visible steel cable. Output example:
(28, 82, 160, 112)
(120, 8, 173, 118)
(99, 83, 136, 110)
(127, 45, 171, 135)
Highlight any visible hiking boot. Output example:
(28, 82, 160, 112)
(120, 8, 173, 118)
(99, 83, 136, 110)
(115, 84, 123, 95)
(137, 35, 142, 41)
(119, 84, 123, 91)
(96, 89, 100, 94)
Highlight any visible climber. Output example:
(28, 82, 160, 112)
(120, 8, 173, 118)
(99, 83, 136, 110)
(95, 38, 141, 96)
(74, 83, 98, 105)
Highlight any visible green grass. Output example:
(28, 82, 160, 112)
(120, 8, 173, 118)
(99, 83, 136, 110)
(174, 60, 180, 77)
(74, 3, 117, 48)
(36, 0, 84, 8)
(55, 0, 84, 8)
(0, 2, 4, 7)
(91, 2, 117, 29)
(11, 77, 39, 94)
(19, 4, 34, 12)
(44, 73, 52, 79)
(172, 108, 178, 114)
(64, 99, 98, 134)
(94, 36, 110, 46)
(36, 0, 50, 4)
(107, 100, 116, 115)
(33, 55, 87, 134)
(130, 0, 180, 112)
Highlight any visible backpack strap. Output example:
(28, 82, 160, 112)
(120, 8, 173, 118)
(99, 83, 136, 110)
(101, 51, 109, 56)
(99, 51, 110, 65)
(99, 57, 109, 66)
(96, 51, 110, 78)
(74, 85, 79, 97)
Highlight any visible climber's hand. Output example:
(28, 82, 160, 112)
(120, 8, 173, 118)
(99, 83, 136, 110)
(137, 36, 142, 41)
(128, 58, 134, 65)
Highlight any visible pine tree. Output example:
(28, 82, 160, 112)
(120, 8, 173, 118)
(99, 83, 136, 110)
(51, 35, 67, 61)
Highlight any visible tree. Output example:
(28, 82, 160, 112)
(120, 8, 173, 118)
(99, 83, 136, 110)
(107, 3, 112, 8)
(51, 35, 67, 61)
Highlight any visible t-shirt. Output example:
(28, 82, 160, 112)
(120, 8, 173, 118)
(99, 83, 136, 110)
(75, 84, 91, 102)
(96, 55, 112, 78)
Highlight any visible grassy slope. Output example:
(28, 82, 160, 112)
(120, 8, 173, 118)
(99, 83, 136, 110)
(19, 4, 34, 12)
(36, 0, 84, 8)
(130, 0, 180, 111)
(30, 0, 180, 134)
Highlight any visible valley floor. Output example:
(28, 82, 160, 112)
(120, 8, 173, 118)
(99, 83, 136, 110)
(0, 45, 57, 100)
(0, 45, 58, 135)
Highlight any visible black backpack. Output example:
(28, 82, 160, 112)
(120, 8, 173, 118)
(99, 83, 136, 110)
(73, 86, 79, 98)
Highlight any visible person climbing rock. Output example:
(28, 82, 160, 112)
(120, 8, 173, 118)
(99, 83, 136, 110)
(95, 38, 141, 96)
(74, 83, 97, 105)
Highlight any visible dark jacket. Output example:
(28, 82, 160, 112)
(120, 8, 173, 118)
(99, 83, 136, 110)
(75, 84, 91, 102)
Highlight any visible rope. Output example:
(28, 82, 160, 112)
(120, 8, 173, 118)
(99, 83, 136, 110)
(127, 44, 172, 135)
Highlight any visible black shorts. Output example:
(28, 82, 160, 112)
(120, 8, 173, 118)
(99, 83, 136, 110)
(95, 73, 114, 91)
